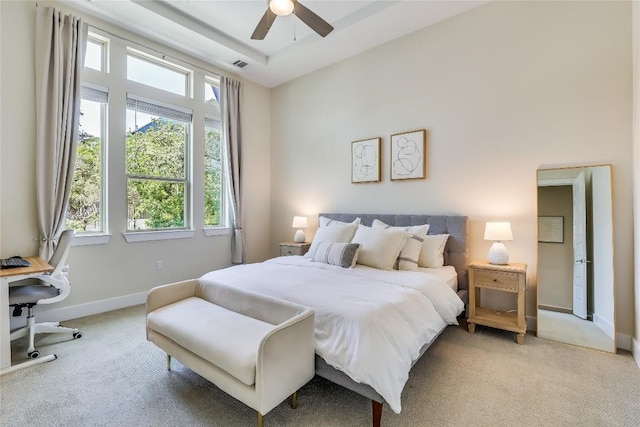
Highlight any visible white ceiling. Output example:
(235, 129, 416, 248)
(65, 0, 486, 88)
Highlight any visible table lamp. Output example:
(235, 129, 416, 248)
(292, 216, 308, 243)
(484, 221, 513, 265)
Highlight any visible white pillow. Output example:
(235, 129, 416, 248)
(350, 224, 409, 270)
(418, 234, 450, 268)
(371, 219, 430, 271)
(305, 222, 359, 259)
(311, 242, 360, 268)
(319, 216, 361, 227)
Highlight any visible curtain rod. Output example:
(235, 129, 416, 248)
(36, 1, 224, 79)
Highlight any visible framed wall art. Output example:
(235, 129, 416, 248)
(538, 216, 564, 243)
(390, 129, 426, 181)
(351, 137, 381, 183)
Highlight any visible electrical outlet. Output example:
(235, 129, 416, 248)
(156, 260, 164, 270)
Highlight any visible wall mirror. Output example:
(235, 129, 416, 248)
(537, 165, 616, 353)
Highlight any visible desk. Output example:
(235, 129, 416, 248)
(1, 256, 55, 375)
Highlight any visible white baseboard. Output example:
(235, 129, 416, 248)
(616, 333, 633, 352)
(9, 292, 147, 329)
(633, 337, 640, 369)
(593, 313, 615, 340)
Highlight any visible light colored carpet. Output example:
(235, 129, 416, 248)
(1, 305, 639, 426)
(537, 309, 615, 353)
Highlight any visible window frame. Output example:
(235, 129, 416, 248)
(85, 32, 109, 73)
(204, 75, 225, 229)
(67, 83, 109, 242)
(126, 48, 191, 97)
(75, 26, 229, 245)
(125, 94, 193, 232)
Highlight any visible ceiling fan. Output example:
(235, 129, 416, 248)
(251, 0, 334, 40)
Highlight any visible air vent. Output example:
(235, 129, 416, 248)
(233, 60, 248, 68)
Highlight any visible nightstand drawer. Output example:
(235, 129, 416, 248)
(474, 270, 519, 291)
(282, 247, 300, 256)
(279, 243, 310, 256)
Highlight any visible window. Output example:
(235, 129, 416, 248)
(127, 50, 189, 96)
(74, 27, 227, 243)
(126, 95, 192, 231)
(67, 85, 108, 234)
(84, 34, 108, 72)
(205, 77, 222, 227)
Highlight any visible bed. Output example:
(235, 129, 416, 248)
(200, 213, 469, 426)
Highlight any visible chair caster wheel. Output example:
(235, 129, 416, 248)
(28, 350, 40, 359)
(73, 331, 82, 339)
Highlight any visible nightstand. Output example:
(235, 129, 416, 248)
(279, 242, 311, 256)
(467, 262, 527, 344)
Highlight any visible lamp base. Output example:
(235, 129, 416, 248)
(488, 242, 509, 265)
(294, 229, 305, 243)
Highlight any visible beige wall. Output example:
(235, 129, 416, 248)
(0, 1, 271, 317)
(537, 186, 573, 310)
(271, 1, 634, 338)
(633, 0, 640, 363)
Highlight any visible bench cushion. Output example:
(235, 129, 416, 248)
(147, 296, 275, 386)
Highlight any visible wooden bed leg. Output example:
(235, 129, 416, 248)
(372, 400, 382, 427)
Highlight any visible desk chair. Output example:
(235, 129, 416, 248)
(9, 230, 81, 359)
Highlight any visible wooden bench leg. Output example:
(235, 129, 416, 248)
(257, 412, 263, 427)
(372, 400, 382, 427)
(290, 391, 298, 409)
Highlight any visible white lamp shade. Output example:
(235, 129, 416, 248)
(484, 221, 513, 242)
(292, 216, 308, 228)
(270, 0, 294, 16)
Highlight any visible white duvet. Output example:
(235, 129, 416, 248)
(199, 256, 464, 413)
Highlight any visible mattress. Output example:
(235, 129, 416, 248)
(417, 265, 458, 291)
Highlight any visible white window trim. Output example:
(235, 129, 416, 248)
(70, 88, 109, 237)
(71, 234, 112, 246)
(203, 227, 231, 237)
(123, 229, 196, 243)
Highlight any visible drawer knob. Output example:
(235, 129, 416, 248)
(493, 279, 498, 282)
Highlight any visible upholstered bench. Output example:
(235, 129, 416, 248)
(146, 279, 315, 427)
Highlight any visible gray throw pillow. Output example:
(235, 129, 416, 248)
(311, 242, 361, 268)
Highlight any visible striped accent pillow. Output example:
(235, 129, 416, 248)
(397, 233, 426, 270)
(319, 216, 361, 227)
(371, 219, 430, 271)
(311, 242, 361, 268)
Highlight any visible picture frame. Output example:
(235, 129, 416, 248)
(538, 216, 564, 243)
(351, 137, 381, 183)
(390, 129, 426, 180)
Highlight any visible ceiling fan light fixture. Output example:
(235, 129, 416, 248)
(269, 0, 294, 16)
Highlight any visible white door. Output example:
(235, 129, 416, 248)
(572, 172, 588, 319)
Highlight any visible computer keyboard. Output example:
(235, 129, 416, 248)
(0, 256, 31, 269)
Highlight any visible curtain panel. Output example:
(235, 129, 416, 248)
(35, 8, 88, 259)
(220, 77, 245, 264)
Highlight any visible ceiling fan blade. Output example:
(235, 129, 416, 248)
(294, 1, 334, 37)
(251, 8, 277, 40)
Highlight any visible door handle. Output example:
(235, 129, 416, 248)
(575, 259, 591, 264)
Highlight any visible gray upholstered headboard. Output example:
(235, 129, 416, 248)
(319, 213, 469, 304)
